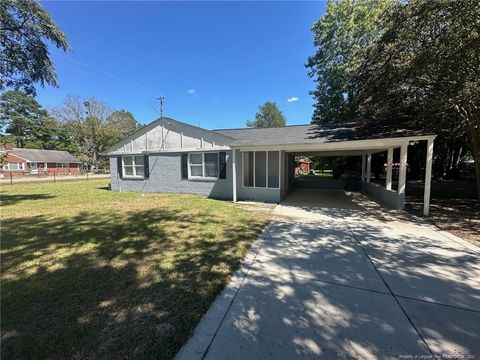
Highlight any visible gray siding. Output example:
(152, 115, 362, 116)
(110, 152, 233, 199)
(109, 149, 282, 203)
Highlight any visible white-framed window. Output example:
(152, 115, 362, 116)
(242, 151, 280, 189)
(122, 155, 145, 178)
(56, 163, 69, 168)
(3, 162, 25, 171)
(188, 152, 219, 179)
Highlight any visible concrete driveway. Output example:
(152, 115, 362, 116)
(178, 189, 480, 359)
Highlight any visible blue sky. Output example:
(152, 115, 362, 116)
(37, 1, 326, 129)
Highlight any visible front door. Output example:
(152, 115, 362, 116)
(30, 162, 38, 174)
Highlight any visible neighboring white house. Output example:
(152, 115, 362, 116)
(103, 117, 436, 215)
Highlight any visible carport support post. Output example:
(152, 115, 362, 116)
(423, 138, 433, 216)
(386, 148, 393, 190)
(232, 149, 237, 202)
(398, 143, 408, 197)
(366, 154, 371, 183)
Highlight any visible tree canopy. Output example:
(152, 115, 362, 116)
(106, 110, 142, 146)
(52, 96, 141, 165)
(355, 0, 480, 198)
(0, 90, 51, 148)
(0, 0, 70, 95)
(246, 101, 286, 128)
(306, 0, 392, 124)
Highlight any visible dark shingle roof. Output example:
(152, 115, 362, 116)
(213, 121, 433, 146)
(9, 149, 80, 163)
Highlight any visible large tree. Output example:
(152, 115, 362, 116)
(106, 110, 142, 146)
(52, 96, 141, 165)
(355, 0, 480, 198)
(246, 101, 286, 128)
(0, 90, 49, 148)
(52, 96, 112, 165)
(0, 0, 70, 95)
(306, 0, 392, 124)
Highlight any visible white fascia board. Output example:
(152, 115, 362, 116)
(108, 146, 232, 156)
(232, 135, 435, 153)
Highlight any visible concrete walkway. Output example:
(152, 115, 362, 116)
(178, 189, 480, 359)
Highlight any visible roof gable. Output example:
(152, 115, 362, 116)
(103, 117, 235, 155)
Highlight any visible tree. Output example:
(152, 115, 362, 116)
(52, 96, 112, 165)
(0, 0, 70, 95)
(52, 97, 141, 166)
(306, 0, 392, 124)
(355, 0, 480, 199)
(0, 90, 50, 148)
(246, 102, 286, 128)
(106, 110, 142, 146)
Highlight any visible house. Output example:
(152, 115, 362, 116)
(103, 117, 436, 215)
(0, 144, 81, 176)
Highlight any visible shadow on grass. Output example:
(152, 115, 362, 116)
(1, 206, 266, 359)
(0, 193, 56, 206)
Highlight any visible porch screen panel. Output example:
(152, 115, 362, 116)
(243, 152, 254, 186)
(254, 151, 266, 187)
(267, 151, 279, 188)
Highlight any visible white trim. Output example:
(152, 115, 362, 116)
(232, 150, 237, 202)
(3, 161, 25, 171)
(241, 150, 280, 190)
(265, 151, 268, 187)
(233, 135, 436, 153)
(242, 151, 245, 187)
(386, 148, 393, 190)
(398, 143, 408, 195)
(278, 150, 281, 191)
(161, 125, 165, 149)
(122, 155, 146, 179)
(423, 139, 434, 216)
(253, 151, 256, 187)
(187, 152, 220, 180)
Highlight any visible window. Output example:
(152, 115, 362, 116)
(56, 163, 68, 168)
(122, 155, 145, 178)
(3, 162, 25, 171)
(188, 152, 219, 179)
(242, 151, 280, 189)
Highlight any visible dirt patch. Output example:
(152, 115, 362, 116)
(405, 180, 479, 247)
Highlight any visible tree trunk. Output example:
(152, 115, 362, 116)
(467, 125, 480, 201)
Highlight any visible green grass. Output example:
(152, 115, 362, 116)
(296, 172, 333, 180)
(0, 180, 270, 359)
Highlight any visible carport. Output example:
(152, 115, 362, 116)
(226, 121, 436, 215)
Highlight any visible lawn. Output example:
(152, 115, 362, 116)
(0, 180, 270, 359)
(295, 172, 333, 180)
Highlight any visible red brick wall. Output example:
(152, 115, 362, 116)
(0, 154, 28, 176)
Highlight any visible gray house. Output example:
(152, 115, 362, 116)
(103, 117, 436, 215)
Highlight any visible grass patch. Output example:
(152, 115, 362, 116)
(295, 172, 333, 180)
(1, 180, 270, 359)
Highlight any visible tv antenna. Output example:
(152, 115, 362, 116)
(157, 95, 165, 117)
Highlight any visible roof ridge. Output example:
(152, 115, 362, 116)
(213, 123, 313, 131)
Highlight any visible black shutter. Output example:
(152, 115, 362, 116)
(144, 155, 149, 179)
(117, 156, 123, 179)
(219, 152, 226, 179)
(181, 153, 188, 179)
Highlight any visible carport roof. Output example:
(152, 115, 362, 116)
(213, 120, 434, 147)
